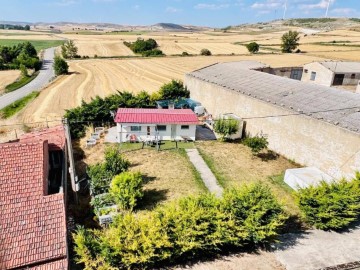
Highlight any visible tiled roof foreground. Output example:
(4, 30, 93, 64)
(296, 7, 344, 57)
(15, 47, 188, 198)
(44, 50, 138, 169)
(187, 61, 360, 134)
(0, 127, 67, 269)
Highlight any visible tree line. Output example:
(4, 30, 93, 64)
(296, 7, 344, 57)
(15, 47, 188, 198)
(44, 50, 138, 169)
(0, 42, 41, 71)
(0, 24, 30, 30)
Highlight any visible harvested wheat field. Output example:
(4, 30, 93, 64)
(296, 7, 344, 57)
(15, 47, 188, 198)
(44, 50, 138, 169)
(0, 70, 20, 94)
(0, 30, 62, 40)
(15, 53, 326, 123)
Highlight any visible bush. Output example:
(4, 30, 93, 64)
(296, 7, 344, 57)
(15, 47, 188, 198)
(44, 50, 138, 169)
(74, 183, 286, 269)
(19, 64, 28, 77)
(88, 146, 130, 195)
(200, 48, 212, 56)
(110, 172, 143, 211)
(242, 134, 268, 155)
(296, 174, 360, 230)
(181, 51, 189, 56)
(141, 49, 164, 57)
(246, 42, 260, 53)
(214, 118, 239, 141)
(124, 38, 158, 54)
(53, 56, 68, 75)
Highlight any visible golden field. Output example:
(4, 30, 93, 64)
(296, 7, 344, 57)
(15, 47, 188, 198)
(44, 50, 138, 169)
(0, 70, 20, 93)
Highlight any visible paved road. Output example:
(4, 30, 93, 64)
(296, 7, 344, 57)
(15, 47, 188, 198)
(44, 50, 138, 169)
(186, 148, 223, 197)
(0, 47, 55, 110)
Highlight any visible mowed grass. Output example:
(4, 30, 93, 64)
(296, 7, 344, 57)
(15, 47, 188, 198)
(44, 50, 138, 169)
(196, 140, 300, 215)
(5, 71, 39, 93)
(81, 138, 207, 210)
(0, 91, 39, 119)
(0, 39, 64, 51)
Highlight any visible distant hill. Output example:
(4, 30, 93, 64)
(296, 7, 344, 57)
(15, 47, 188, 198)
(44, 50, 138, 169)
(152, 23, 188, 31)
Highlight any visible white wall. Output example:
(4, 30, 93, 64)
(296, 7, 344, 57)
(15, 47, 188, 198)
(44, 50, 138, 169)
(301, 62, 333, 86)
(116, 123, 196, 142)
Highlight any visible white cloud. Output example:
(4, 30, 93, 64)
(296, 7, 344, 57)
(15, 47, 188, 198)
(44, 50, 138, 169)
(300, 0, 335, 10)
(194, 3, 230, 10)
(166, 7, 182, 13)
(330, 8, 356, 16)
(251, 0, 283, 9)
(54, 0, 79, 6)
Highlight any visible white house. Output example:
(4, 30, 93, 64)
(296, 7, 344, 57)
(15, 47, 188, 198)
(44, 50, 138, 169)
(114, 108, 199, 143)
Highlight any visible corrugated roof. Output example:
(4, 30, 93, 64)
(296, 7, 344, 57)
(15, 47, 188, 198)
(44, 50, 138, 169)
(0, 141, 67, 269)
(115, 108, 199, 124)
(187, 61, 360, 134)
(319, 61, 360, 73)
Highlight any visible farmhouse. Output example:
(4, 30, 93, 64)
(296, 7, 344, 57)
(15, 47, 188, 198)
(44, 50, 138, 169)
(0, 126, 69, 270)
(301, 61, 360, 89)
(115, 108, 199, 143)
(185, 61, 360, 178)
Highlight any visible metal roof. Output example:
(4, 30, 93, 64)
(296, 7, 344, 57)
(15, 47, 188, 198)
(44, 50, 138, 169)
(187, 61, 360, 134)
(318, 61, 360, 73)
(115, 108, 199, 124)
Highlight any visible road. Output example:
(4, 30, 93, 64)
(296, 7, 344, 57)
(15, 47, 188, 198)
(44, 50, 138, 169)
(0, 47, 55, 110)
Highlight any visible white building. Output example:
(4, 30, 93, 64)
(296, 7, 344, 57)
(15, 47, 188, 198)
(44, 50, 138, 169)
(114, 108, 199, 143)
(301, 61, 360, 87)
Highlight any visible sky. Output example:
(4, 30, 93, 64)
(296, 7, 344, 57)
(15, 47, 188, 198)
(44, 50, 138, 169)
(0, 0, 359, 27)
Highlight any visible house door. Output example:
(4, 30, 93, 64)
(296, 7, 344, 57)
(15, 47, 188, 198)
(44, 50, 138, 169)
(333, 74, 345, 85)
(171, 125, 176, 140)
(147, 126, 150, 136)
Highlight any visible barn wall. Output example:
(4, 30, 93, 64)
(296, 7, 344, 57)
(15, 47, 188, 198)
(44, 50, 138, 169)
(186, 74, 360, 179)
(301, 62, 333, 86)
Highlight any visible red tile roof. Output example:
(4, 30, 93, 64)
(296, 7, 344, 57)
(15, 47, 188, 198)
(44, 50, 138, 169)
(115, 108, 199, 124)
(0, 141, 67, 269)
(19, 126, 66, 151)
(29, 258, 68, 270)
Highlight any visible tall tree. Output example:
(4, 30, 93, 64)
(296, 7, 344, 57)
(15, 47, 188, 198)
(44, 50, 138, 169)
(281, 31, 300, 53)
(61, 40, 78, 59)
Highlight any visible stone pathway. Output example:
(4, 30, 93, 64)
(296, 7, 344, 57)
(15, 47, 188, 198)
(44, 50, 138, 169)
(185, 148, 223, 197)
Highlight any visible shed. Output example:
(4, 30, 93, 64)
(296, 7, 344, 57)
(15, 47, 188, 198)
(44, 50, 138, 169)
(284, 167, 334, 190)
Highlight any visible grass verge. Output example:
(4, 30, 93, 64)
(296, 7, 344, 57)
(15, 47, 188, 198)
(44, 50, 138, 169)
(0, 91, 39, 119)
(0, 40, 64, 51)
(5, 72, 39, 93)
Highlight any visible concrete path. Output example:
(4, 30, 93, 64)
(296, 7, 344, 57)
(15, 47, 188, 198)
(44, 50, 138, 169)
(274, 224, 360, 270)
(0, 47, 55, 110)
(186, 148, 223, 197)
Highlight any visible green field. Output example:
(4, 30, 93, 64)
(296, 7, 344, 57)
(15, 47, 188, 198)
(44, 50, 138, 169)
(0, 92, 39, 119)
(0, 39, 64, 51)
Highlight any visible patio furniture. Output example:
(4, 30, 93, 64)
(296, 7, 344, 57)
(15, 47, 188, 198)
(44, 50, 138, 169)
(181, 136, 192, 142)
(91, 133, 101, 140)
(86, 138, 97, 147)
(95, 127, 105, 134)
(129, 134, 138, 143)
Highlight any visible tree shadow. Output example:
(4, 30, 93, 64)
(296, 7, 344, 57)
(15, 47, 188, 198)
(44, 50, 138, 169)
(257, 150, 279, 161)
(137, 188, 169, 210)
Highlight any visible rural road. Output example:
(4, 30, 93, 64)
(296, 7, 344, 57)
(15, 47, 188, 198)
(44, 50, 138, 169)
(0, 47, 56, 110)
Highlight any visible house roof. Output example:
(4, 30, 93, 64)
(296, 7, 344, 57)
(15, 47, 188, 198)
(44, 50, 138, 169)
(317, 61, 360, 73)
(115, 108, 199, 124)
(187, 61, 360, 134)
(19, 125, 66, 151)
(0, 141, 67, 269)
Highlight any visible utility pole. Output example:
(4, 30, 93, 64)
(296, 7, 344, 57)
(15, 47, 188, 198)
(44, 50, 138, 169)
(283, 0, 288, 20)
(325, 0, 331, 18)
(63, 118, 78, 204)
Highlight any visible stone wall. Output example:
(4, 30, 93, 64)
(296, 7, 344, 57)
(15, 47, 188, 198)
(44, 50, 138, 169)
(186, 74, 360, 178)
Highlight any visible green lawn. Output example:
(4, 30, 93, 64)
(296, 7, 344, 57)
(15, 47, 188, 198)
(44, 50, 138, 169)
(0, 39, 64, 51)
(5, 71, 39, 93)
(118, 141, 195, 152)
(0, 91, 39, 118)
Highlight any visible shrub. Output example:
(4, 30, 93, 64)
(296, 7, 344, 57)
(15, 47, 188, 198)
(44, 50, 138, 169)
(124, 38, 158, 54)
(246, 42, 260, 53)
(53, 56, 68, 75)
(296, 175, 360, 230)
(200, 48, 212, 56)
(181, 51, 189, 56)
(19, 64, 28, 77)
(141, 49, 164, 57)
(110, 172, 143, 210)
(242, 134, 268, 155)
(214, 118, 239, 141)
(74, 183, 286, 269)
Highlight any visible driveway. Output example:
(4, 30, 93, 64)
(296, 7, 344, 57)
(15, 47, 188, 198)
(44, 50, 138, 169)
(0, 47, 55, 110)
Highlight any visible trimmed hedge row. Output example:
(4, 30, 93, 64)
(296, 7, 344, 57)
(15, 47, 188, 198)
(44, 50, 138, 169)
(74, 183, 287, 269)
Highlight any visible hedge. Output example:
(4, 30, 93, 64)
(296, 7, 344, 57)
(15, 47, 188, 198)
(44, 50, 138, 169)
(74, 183, 287, 269)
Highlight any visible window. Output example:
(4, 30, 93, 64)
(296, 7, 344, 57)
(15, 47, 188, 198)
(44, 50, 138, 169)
(156, 125, 167, 131)
(351, 74, 356, 79)
(181, 125, 189, 130)
(310, 72, 316, 81)
(304, 69, 308, 73)
(130, 126, 141, 132)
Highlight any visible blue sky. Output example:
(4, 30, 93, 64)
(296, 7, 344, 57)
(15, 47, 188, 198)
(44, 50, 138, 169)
(1, 0, 359, 27)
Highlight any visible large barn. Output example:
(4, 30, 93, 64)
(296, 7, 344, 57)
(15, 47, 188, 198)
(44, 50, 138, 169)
(185, 61, 360, 178)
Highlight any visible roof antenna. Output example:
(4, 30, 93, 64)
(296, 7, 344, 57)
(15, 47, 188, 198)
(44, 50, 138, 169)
(283, 0, 288, 20)
(325, 0, 331, 18)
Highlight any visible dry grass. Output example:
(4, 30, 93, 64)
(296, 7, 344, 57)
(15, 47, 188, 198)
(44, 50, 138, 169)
(196, 141, 300, 214)
(0, 70, 20, 94)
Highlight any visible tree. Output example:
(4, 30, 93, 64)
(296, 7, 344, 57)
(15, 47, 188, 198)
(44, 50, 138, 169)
(246, 42, 260, 53)
(158, 80, 190, 100)
(20, 64, 28, 77)
(214, 118, 239, 141)
(61, 40, 78, 59)
(53, 56, 69, 75)
(200, 48, 212, 56)
(281, 31, 300, 53)
(24, 25, 30, 31)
